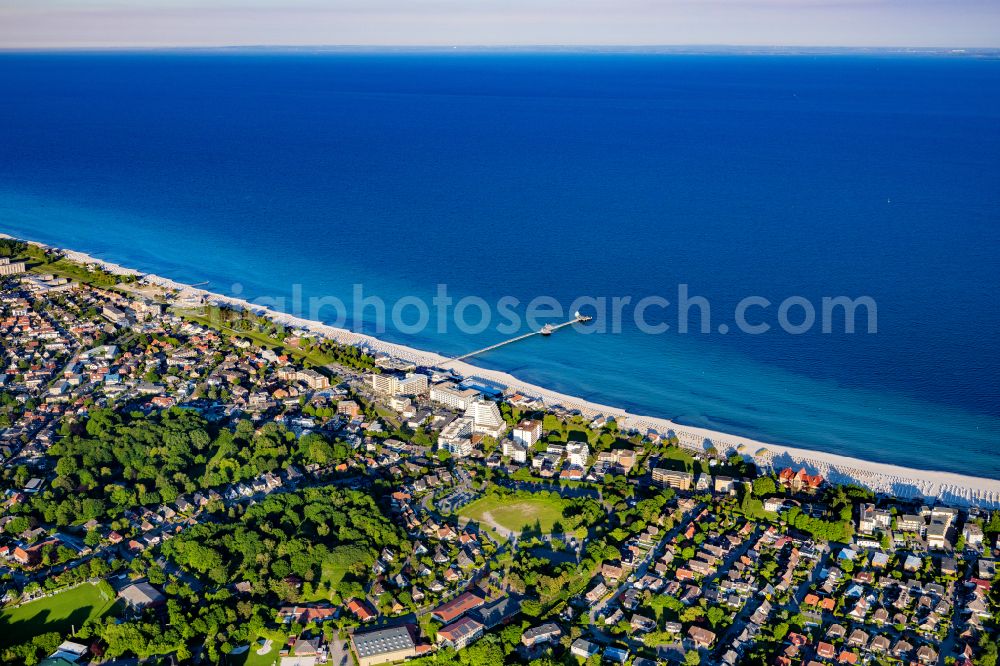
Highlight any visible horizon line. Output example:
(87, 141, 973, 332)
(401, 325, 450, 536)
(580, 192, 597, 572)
(1, 44, 999, 55)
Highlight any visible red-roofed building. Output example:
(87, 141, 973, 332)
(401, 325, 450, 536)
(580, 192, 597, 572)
(436, 616, 484, 650)
(13, 540, 57, 567)
(817, 642, 836, 659)
(432, 591, 485, 624)
(347, 598, 377, 623)
(778, 467, 824, 492)
(969, 578, 992, 591)
(277, 604, 337, 624)
(11, 546, 32, 565)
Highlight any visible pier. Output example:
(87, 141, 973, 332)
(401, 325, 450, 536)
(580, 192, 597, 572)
(447, 313, 591, 364)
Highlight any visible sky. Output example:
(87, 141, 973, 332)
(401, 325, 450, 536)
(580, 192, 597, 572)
(0, 0, 998, 49)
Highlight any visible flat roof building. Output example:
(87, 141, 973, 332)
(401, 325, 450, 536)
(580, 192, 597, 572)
(350, 625, 417, 666)
(438, 417, 474, 458)
(0, 258, 26, 276)
(927, 522, 950, 549)
(371, 372, 428, 397)
(652, 468, 693, 490)
(429, 381, 480, 411)
(512, 419, 542, 447)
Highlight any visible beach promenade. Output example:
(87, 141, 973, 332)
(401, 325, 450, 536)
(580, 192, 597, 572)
(19, 237, 1000, 509)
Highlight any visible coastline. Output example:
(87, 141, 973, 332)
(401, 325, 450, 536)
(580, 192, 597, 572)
(11, 234, 1000, 508)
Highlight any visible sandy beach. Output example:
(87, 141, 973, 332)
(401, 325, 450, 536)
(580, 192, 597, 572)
(15, 235, 1000, 508)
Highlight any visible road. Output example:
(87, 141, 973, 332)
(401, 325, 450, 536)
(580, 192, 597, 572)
(785, 543, 828, 615)
(937, 551, 976, 666)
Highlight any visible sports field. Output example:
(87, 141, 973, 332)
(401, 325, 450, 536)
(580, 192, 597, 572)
(458, 494, 570, 535)
(0, 582, 118, 647)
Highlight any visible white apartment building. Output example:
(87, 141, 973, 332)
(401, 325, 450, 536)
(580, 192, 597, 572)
(438, 417, 474, 458)
(389, 396, 412, 413)
(502, 439, 527, 464)
(512, 419, 542, 447)
(927, 522, 950, 550)
(714, 476, 738, 495)
(858, 503, 892, 534)
(465, 399, 507, 439)
(0, 258, 26, 276)
(652, 468, 693, 490)
(370, 373, 395, 395)
(102, 305, 129, 325)
(370, 372, 429, 397)
(296, 368, 330, 390)
(429, 381, 481, 411)
(963, 523, 984, 547)
(565, 441, 589, 467)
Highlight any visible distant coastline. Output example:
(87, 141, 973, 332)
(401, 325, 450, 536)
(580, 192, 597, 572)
(9, 232, 1000, 508)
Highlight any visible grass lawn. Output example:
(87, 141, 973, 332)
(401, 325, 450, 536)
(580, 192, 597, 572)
(458, 494, 571, 534)
(236, 627, 338, 666)
(0, 582, 118, 647)
(30, 258, 133, 290)
(298, 561, 348, 603)
(657, 446, 699, 473)
(235, 627, 289, 666)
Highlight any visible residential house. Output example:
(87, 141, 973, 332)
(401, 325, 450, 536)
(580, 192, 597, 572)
(521, 623, 561, 648)
(687, 626, 717, 648)
(570, 639, 600, 659)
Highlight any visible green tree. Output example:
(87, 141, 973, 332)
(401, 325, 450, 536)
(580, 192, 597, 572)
(753, 476, 777, 496)
(978, 637, 998, 666)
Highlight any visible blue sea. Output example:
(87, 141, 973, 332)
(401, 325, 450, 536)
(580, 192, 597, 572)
(1, 51, 998, 478)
